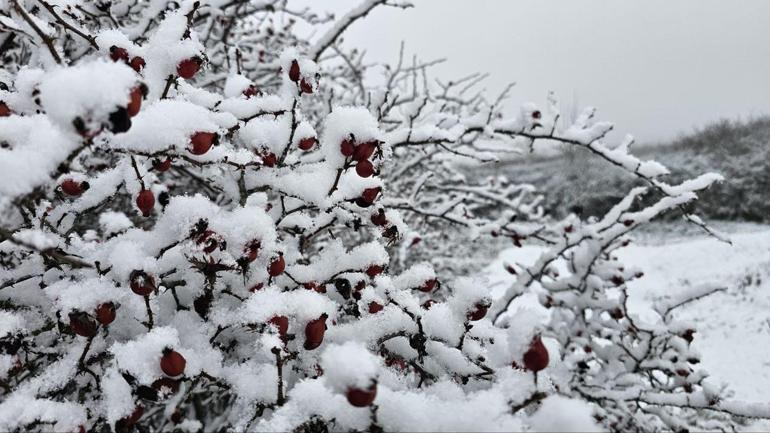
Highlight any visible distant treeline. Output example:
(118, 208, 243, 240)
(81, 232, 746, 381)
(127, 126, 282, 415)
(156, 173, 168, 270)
(468, 117, 770, 222)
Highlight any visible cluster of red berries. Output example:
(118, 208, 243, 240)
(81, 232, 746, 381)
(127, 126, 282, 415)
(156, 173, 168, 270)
(109, 45, 145, 73)
(110, 45, 203, 82)
(68, 302, 116, 337)
(340, 136, 379, 178)
(265, 313, 328, 351)
(288, 59, 314, 94)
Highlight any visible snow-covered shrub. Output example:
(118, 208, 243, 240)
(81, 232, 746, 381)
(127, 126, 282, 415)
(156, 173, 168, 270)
(1, 1, 767, 432)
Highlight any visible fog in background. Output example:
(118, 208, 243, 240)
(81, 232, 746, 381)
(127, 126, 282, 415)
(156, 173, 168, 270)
(295, 0, 770, 144)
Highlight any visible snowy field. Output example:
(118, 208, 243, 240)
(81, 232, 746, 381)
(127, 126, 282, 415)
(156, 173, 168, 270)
(483, 222, 770, 408)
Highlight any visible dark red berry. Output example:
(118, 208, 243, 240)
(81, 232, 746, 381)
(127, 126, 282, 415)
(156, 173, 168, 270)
(299, 79, 313, 94)
(177, 57, 201, 79)
(268, 254, 285, 277)
(303, 314, 327, 350)
(288, 60, 300, 82)
(355, 159, 374, 178)
(0, 101, 11, 117)
(244, 240, 261, 262)
(242, 85, 259, 98)
(160, 348, 186, 377)
(346, 383, 377, 407)
(61, 179, 87, 196)
(340, 137, 355, 157)
(370, 209, 388, 226)
(522, 336, 549, 372)
(152, 158, 172, 172)
(352, 141, 377, 161)
(359, 187, 381, 205)
(136, 189, 155, 217)
(304, 282, 326, 293)
(189, 131, 217, 155)
(298, 137, 316, 151)
(195, 230, 223, 254)
(130, 56, 145, 72)
(109, 46, 129, 63)
(268, 316, 289, 340)
(127, 86, 143, 117)
(130, 270, 155, 296)
(368, 302, 384, 314)
(95, 302, 116, 326)
(420, 278, 437, 293)
(262, 152, 277, 167)
(365, 265, 383, 278)
(466, 302, 488, 321)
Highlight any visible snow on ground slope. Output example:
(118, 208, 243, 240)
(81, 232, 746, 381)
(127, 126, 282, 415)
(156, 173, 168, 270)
(482, 224, 770, 404)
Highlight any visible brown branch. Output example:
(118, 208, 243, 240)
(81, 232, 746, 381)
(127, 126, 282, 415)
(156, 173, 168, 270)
(12, 0, 62, 64)
(37, 0, 99, 49)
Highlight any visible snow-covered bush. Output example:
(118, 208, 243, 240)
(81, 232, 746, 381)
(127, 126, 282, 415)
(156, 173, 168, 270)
(1, 1, 767, 432)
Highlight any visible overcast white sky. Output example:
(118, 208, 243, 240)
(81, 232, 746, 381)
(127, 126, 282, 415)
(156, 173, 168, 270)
(297, 0, 770, 144)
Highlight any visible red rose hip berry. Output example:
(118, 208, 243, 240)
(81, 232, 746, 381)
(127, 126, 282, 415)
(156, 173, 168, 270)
(130, 56, 146, 72)
(268, 254, 285, 277)
(177, 57, 201, 79)
(303, 314, 327, 350)
(127, 86, 145, 117)
(130, 270, 156, 296)
(522, 335, 549, 372)
(288, 60, 301, 82)
(109, 45, 129, 63)
(189, 131, 217, 155)
(268, 316, 289, 340)
(61, 179, 89, 197)
(136, 189, 155, 217)
(95, 302, 116, 326)
(298, 137, 316, 151)
(160, 348, 186, 377)
(340, 138, 355, 157)
(355, 159, 374, 178)
(346, 382, 377, 407)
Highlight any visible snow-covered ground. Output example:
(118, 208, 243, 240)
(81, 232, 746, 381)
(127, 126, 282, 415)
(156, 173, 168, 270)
(483, 223, 770, 405)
